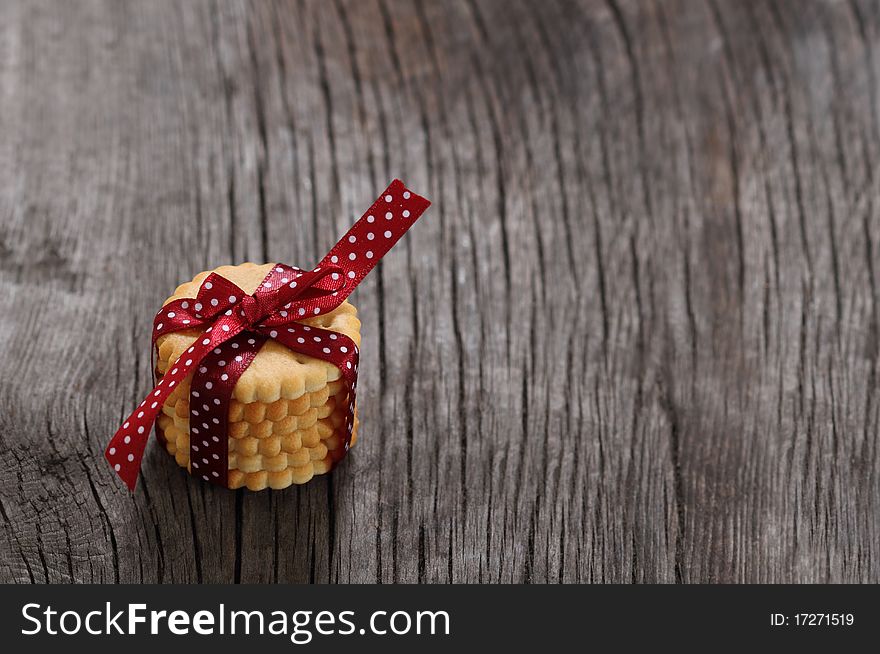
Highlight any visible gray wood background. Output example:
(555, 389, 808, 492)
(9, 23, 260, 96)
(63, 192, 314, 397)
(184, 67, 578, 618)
(1, 0, 878, 584)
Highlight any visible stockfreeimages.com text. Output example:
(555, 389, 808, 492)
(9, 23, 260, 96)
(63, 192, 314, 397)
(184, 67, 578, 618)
(21, 603, 450, 644)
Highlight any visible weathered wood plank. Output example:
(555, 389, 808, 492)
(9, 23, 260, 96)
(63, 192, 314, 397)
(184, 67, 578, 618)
(0, 0, 878, 583)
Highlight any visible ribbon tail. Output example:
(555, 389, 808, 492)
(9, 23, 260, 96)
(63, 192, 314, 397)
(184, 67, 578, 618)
(105, 382, 177, 491)
(106, 314, 247, 490)
(315, 179, 430, 303)
(106, 343, 203, 490)
(104, 353, 200, 490)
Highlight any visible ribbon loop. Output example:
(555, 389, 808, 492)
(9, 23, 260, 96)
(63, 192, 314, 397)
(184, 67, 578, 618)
(195, 273, 245, 320)
(257, 264, 349, 324)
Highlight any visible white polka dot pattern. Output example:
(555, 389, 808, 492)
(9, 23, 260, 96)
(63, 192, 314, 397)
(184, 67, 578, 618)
(186, 332, 266, 485)
(105, 179, 430, 490)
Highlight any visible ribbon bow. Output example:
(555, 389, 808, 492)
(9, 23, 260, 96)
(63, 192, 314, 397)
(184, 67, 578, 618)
(106, 180, 430, 490)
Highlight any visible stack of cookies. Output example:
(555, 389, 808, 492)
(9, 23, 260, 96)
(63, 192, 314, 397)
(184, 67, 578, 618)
(152, 263, 360, 490)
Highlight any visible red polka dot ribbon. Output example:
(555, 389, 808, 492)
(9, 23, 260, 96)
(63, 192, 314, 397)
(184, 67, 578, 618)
(105, 180, 430, 490)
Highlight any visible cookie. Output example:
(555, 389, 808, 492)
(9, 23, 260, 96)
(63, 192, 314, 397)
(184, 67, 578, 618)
(154, 263, 361, 490)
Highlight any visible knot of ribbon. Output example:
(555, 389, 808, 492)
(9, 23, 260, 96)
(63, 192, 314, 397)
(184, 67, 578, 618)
(106, 180, 430, 490)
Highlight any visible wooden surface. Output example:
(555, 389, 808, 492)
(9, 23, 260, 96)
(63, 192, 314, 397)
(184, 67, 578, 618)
(1, 0, 879, 584)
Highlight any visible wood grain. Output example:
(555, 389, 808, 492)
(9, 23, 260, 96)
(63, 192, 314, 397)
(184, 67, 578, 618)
(1, 0, 878, 583)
